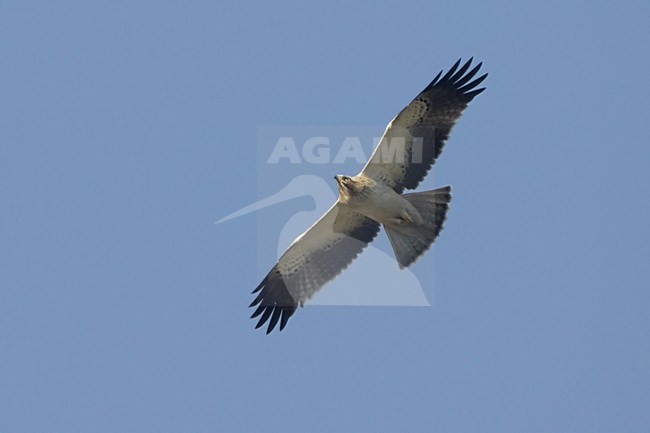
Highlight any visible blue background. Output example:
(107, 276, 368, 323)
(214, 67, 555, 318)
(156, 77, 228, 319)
(2, 1, 649, 432)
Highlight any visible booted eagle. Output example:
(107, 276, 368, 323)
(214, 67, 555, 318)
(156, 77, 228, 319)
(250, 58, 487, 333)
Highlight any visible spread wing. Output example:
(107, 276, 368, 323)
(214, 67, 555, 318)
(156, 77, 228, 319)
(362, 58, 487, 193)
(249, 203, 380, 334)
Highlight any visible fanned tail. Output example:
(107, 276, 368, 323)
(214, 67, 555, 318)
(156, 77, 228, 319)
(384, 186, 452, 269)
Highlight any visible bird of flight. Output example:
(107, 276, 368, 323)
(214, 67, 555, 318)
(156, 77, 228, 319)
(250, 58, 487, 333)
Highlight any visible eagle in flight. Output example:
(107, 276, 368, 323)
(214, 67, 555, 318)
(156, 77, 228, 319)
(250, 58, 487, 333)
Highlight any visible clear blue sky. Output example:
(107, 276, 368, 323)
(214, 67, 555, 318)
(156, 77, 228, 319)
(2, 1, 649, 432)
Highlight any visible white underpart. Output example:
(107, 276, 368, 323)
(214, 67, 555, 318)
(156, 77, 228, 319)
(345, 174, 423, 226)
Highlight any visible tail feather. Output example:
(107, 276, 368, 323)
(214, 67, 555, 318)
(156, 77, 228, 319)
(384, 185, 451, 269)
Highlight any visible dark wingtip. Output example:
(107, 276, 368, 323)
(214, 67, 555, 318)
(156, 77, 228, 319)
(464, 87, 486, 100)
(266, 308, 282, 334)
(427, 70, 443, 89)
(279, 308, 291, 331)
(440, 58, 462, 82)
(250, 304, 265, 319)
(459, 72, 488, 91)
(249, 291, 264, 307)
(422, 58, 488, 99)
(449, 58, 473, 82)
(454, 62, 483, 88)
(249, 268, 299, 334)
(255, 307, 273, 329)
(252, 278, 265, 294)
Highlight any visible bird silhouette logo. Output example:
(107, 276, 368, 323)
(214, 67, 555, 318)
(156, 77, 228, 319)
(217, 174, 432, 306)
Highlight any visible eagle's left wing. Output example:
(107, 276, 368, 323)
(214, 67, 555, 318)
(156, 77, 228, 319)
(362, 58, 487, 193)
(250, 202, 380, 333)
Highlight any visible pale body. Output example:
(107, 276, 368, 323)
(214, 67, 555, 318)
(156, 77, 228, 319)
(334, 174, 424, 227)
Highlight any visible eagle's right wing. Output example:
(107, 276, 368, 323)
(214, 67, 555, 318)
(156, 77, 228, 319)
(250, 202, 380, 333)
(362, 58, 487, 193)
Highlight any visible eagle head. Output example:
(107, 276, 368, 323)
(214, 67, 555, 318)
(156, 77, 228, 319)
(334, 174, 364, 200)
